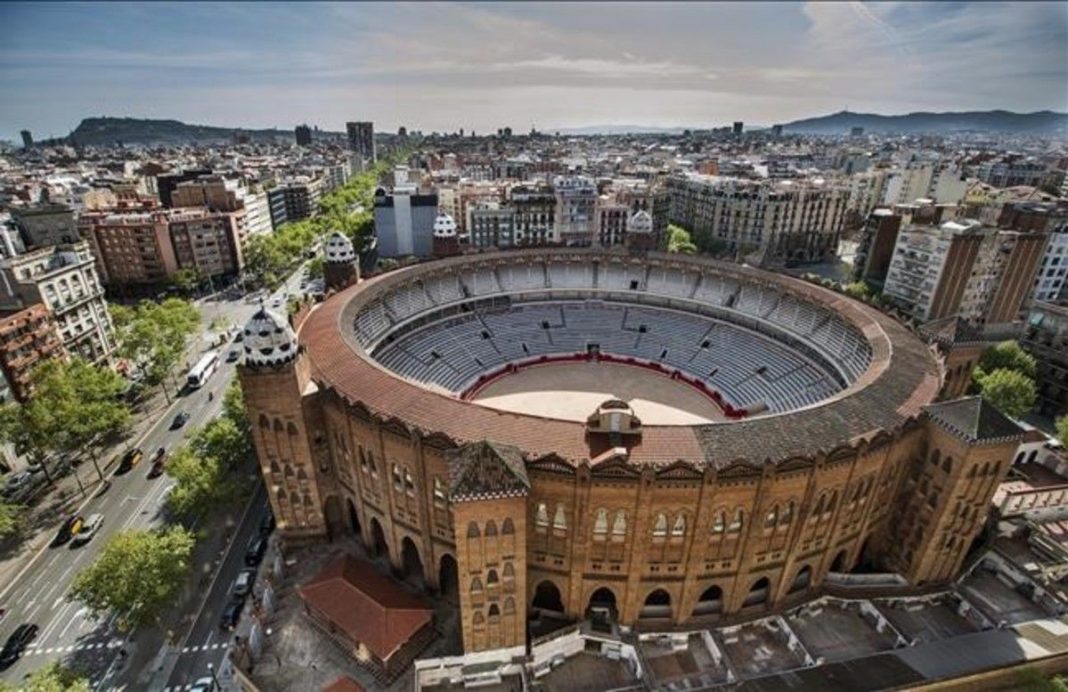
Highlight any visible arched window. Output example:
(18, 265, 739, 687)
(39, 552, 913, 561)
(811, 495, 825, 522)
(652, 513, 668, 537)
(780, 501, 794, 525)
(433, 478, 446, 505)
(764, 505, 778, 528)
(929, 449, 941, 467)
(467, 521, 480, 538)
(593, 508, 608, 536)
(941, 457, 953, 474)
(711, 511, 726, 534)
(612, 511, 627, 537)
(488, 604, 500, 619)
(552, 505, 567, 531)
(503, 597, 516, 615)
(502, 518, 515, 534)
(391, 464, 403, 490)
(729, 509, 744, 533)
(967, 466, 977, 479)
(502, 563, 515, 581)
(485, 520, 498, 536)
(671, 513, 686, 537)
(535, 502, 549, 529)
(470, 577, 483, 593)
(486, 569, 499, 586)
(473, 611, 485, 626)
(404, 468, 416, 495)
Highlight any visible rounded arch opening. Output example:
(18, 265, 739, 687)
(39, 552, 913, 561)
(692, 584, 723, 617)
(400, 536, 426, 588)
(369, 517, 389, 560)
(830, 548, 849, 573)
(346, 498, 361, 537)
(640, 589, 672, 620)
(531, 580, 565, 614)
(743, 577, 771, 607)
(438, 554, 459, 602)
(788, 565, 812, 594)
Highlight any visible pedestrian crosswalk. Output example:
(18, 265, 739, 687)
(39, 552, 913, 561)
(24, 639, 122, 656)
(179, 642, 228, 654)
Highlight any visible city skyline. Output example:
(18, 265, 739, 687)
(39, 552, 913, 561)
(2, 1, 1067, 142)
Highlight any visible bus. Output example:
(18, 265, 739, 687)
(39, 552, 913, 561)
(186, 351, 220, 389)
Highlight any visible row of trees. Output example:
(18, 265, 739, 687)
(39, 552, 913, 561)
(110, 297, 201, 401)
(244, 152, 408, 290)
(69, 378, 251, 629)
(972, 341, 1039, 419)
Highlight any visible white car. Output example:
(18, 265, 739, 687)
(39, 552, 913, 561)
(188, 677, 214, 692)
(71, 514, 103, 547)
(270, 296, 284, 308)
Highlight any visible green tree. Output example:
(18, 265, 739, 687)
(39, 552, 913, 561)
(113, 298, 200, 399)
(306, 255, 325, 281)
(0, 662, 92, 692)
(0, 499, 21, 538)
(222, 378, 249, 431)
(1056, 414, 1068, 447)
(666, 224, 697, 254)
(170, 267, 203, 295)
(189, 417, 248, 471)
(70, 527, 195, 629)
(164, 447, 227, 520)
(977, 341, 1037, 380)
(0, 358, 131, 483)
(843, 281, 871, 300)
(975, 367, 1037, 419)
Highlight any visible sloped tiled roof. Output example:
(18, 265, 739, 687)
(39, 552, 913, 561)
(924, 396, 1024, 444)
(298, 555, 431, 662)
(447, 440, 530, 502)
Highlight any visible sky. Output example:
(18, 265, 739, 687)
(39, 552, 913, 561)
(1, 1, 1066, 141)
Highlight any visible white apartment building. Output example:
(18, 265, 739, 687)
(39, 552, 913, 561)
(0, 241, 115, 363)
(553, 176, 597, 246)
(884, 220, 986, 322)
(1033, 227, 1068, 303)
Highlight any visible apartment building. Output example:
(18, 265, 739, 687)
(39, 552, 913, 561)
(961, 230, 1048, 327)
(468, 203, 516, 249)
(0, 304, 65, 401)
(667, 173, 848, 264)
(594, 196, 628, 247)
(553, 176, 597, 246)
(168, 209, 243, 279)
(977, 158, 1049, 189)
(11, 203, 80, 249)
(268, 177, 323, 227)
(0, 242, 114, 363)
(346, 121, 375, 168)
(1021, 302, 1068, 418)
(1033, 227, 1068, 303)
(884, 220, 987, 322)
(508, 183, 556, 247)
(852, 209, 903, 285)
(80, 211, 177, 286)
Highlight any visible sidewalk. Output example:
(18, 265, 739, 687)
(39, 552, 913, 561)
(0, 374, 177, 597)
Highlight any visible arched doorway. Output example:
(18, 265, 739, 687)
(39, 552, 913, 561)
(587, 587, 617, 633)
(830, 549, 849, 573)
(692, 585, 723, 617)
(640, 589, 672, 620)
(323, 496, 343, 541)
(401, 536, 426, 588)
(369, 517, 389, 560)
(743, 577, 770, 607)
(438, 554, 459, 602)
(346, 498, 361, 537)
(788, 566, 812, 594)
(531, 580, 565, 615)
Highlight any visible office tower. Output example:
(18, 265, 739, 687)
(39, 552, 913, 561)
(733, 121, 743, 135)
(346, 121, 376, 167)
(19, 130, 33, 148)
(295, 124, 313, 146)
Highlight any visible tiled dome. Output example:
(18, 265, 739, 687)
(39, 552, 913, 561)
(627, 210, 653, 234)
(243, 307, 298, 367)
(432, 212, 458, 238)
(324, 231, 356, 264)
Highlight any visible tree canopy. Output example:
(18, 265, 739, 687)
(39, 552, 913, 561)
(666, 224, 697, 254)
(0, 662, 91, 692)
(1056, 415, 1068, 447)
(977, 341, 1037, 380)
(843, 281, 872, 300)
(0, 358, 131, 477)
(975, 367, 1037, 419)
(111, 298, 201, 391)
(0, 499, 20, 539)
(70, 526, 195, 630)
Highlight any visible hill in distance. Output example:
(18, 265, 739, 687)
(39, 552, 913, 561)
(780, 109, 1068, 135)
(65, 117, 340, 146)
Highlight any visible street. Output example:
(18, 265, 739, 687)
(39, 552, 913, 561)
(0, 265, 307, 690)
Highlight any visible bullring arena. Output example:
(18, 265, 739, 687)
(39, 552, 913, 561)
(239, 245, 1023, 659)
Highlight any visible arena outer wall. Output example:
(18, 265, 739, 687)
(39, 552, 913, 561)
(238, 248, 1024, 656)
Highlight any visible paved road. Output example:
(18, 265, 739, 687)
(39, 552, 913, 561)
(0, 266, 307, 688)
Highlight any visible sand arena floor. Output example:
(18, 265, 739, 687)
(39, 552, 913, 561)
(470, 361, 727, 425)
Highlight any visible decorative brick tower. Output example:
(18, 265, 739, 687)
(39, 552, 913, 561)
(238, 307, 329, 544)
(886, 397, 1024, 585)
(447, 441, 529, 654)
(432, 211, 462, 259)
(624, 209, 655, 253)
(323, 231, 360, 292)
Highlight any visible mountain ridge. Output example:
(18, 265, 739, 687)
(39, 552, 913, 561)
(779, 109, 1068, 134)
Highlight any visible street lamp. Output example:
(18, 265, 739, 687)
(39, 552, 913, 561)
(207, 662, 220, 691)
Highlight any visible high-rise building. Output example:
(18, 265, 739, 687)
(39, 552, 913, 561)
(553, 176, 597, 246)
(963, 230, 1048, 327)
(80, 211, 178, 287)
(0, 242, 114, 363)
(295, 124, 313, 146)
(268, 177, 324, 228)
(732, 121, 743, 135)
(167, 209, 244, 279)
(852, 209, 904, 285)
(508, 183, 556, 247)
(19, 130, 32, 149)
(1032, 225, 1068, 303)
(345, 121, 375, 168)
(884, 220, 987, 322)
(468, 203, 515, 249)
(372, 184, 439, 258)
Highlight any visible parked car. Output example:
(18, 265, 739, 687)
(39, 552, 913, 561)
(70, 514, 103, 547)
(244, 536, 268, 566)
(116, 448, 143, 474)
(171, 411, 190, 429)
(52, 515, 84, 547)
(231, 568, 256, 599)
(219, 598, 244, 630)
(270, 296, 284, 309)
(189, 677, 215, 692)
(2, 471, 32, 496)
(259, 507, 275, 535)
(0, 623, 38, 669)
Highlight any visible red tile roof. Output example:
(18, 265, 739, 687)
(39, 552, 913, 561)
(299, 555, 432, 662)
(322, 676, 365, 692)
